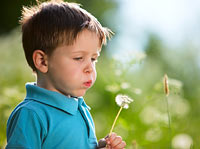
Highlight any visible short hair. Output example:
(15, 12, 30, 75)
(20, 0, 113, 71)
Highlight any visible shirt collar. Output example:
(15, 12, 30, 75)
(78, 97, 91, 110)
(25, 82, 90, 115)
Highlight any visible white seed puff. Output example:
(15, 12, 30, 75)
(115, 94, 134, 109)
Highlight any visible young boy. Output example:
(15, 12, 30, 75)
(6, 0, 126, 148)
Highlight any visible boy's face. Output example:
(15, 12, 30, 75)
(45, 29, 101, 97)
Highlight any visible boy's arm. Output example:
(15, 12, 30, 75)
(6, 108, 45, 149)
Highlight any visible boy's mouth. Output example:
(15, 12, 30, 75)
(83, 80, 92, 87)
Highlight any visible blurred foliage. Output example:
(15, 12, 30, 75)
(0, 0, 116, 34)
(1, 0, 200, 149)
(0, 0, 36, 34)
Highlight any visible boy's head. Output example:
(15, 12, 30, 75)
(20, 0, 112, 97)
(20, 0, 112, 72)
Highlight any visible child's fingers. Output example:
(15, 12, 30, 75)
(109, 132, 117, 142)
(114, 141, 126, 149)
(106, 133, 126, 148)
(110, 136, 122, 147)
(105, 133, 116, 146)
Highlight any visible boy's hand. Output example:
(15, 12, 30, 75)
(106, 133, 126, 149)
(98, 132, 126, 149)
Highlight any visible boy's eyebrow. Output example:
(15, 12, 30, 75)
(71, 51, 100, 56)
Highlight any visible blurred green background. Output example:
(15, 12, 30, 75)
(0, 0, 200, 148)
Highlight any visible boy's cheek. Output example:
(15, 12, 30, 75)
(93, 71, 97, 82)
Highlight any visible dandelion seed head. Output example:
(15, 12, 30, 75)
(105, 85, 120, 93)
(121, 82, 130, 89)
(115, 94, 133, 109)
(132, 88, 142, 95)
(172, 134, 193, 149)
(145, 127, 162, 142)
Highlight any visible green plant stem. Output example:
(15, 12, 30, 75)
(109, 106, 123, 136)
(165, 96, 172, 149)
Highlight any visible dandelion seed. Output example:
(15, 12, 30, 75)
(109, 94, 133, 135)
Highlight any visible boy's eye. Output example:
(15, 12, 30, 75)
(91, 58, 98, 62)
(73, 57, 83, 61)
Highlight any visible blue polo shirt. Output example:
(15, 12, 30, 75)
(6, 82, 98, 149)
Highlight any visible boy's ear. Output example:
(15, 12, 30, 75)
(32, 50, 48, 73)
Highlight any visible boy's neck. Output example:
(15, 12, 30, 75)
(36, 74, 78, 99)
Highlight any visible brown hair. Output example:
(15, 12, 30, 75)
(20, 0, 113, 71)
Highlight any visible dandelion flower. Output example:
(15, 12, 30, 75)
(115, 94, 133, 109)
(109, 94, 133, 135)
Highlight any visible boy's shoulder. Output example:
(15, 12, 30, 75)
(11, 98, 46, 116)
(8, 97, 61, 135)
(8, 99, 48, 127)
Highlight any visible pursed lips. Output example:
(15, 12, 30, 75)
(83, 80, 92, 87)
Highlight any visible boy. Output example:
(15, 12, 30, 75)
(6, 0, 126, 149)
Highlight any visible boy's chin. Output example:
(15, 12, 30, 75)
(70, 91, 86, 97)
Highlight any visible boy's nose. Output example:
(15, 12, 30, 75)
(84, 61, 94, 73)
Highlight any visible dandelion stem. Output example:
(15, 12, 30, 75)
(165, 96, 172, 149)
(109, 106, 123, 135)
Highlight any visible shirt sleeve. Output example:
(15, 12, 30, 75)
(6, 107, 45, 149)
